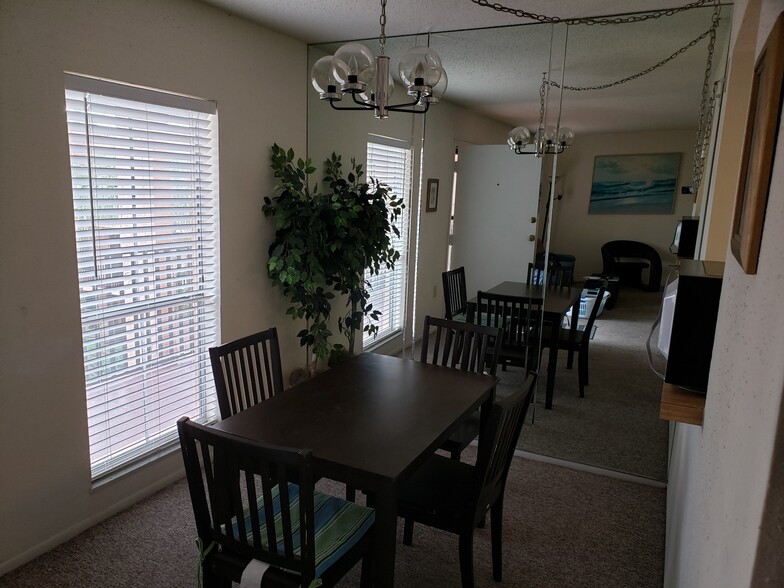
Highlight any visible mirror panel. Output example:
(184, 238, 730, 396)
(306, 5, 732, 482)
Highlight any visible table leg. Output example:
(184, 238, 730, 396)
(545, 318, 560, 409)
(369, 484, 397, 587)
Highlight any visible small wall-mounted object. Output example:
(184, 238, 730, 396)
(426, 178, 439, 212)
(681, 186, 695, 195)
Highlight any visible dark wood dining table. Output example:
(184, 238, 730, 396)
(211, 352, 498, 587)
(468, 281, 582, 410)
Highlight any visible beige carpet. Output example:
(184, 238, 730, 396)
(506, 288, 669, 481)
(1, 448, 665, 588)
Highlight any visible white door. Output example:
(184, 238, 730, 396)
(451, 144, 542, 297)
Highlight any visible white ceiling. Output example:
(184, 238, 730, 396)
(196, 0, 733, 133)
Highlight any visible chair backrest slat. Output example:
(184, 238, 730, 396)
(210, 327, 285, 419)
(420, 316, 503, 376)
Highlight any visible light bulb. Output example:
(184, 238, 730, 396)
(507, 127, 532, 150)
(557, 127, 575, 146)
(399, 46, 443, 92)
(333, 43, 375, 91)
(311, 55, 346, 100)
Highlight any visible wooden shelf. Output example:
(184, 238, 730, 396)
(660, 382, 706, 426)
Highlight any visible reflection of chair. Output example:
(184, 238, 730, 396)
(442, 267, 468, 321)
(542, 287, 606, 398)
(600, 240, 662, 292)
(399, 374, 536, 588)
(527, 262, 573, 288)
(209, 327, 284, 420)
(419, 316, 503, 460)
(178, 417, 375, 588)
(476, 291, 542, 373)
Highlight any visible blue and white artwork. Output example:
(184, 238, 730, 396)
(589, 153, 681, 214)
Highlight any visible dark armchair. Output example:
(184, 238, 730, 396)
(600, 240, 662, 292)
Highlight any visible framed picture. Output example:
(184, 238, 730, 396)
(426, 178, 439, 212)
(730, 13, 784, 275)
(589, 153, 681, 214)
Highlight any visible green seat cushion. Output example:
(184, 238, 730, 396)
(226, 484, 374, 578)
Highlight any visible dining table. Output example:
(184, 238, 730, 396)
(468, 281, 582, 410)
(211, 351, 498, 587)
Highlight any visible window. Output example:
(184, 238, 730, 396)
(364, 137, 412, 345)
(64, 74, 219, 480)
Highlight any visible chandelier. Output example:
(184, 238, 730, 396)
(310, 0, 446, 119)
(508, 73, 575, 157)
(507, 126, 575, 157)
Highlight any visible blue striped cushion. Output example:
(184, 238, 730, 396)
(227, 484, 374, 578)
(450, 312, 468, 323)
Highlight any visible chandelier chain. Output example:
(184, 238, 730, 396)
(538, 72, 547, 131)
(549, 23, 717, 92)
(470, 0, 715, 25)
(379, 0, 387, 55)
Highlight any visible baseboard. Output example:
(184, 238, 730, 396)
(513, 448, 668, 488)
(0, 468, 185, 576)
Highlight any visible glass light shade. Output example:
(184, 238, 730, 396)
(423, 70, 447, 103)
(311, 55, 347, 99)
(398, 47, 443, 89)
(507, 126, 532, 149)
(557, 127, 575, 146)
(333, 42, 376, 89)
(543, 126, 557, 144)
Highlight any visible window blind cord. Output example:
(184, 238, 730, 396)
(82, 94, 99, 279)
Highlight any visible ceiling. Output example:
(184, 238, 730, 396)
(196, 0, 733, 133)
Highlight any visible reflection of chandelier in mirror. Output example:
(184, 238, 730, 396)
(310, 0, 446, 119)
(507, 125, 575, 157)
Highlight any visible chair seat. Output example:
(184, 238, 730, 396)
(451, 312, 468, 323)
(398, 454, 476, 530)
(543, 326, 586, 350)
(227, 485, 375, 578)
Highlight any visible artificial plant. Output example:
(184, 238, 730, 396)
(263, 144, 404, 370)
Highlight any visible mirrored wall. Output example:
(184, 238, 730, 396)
(307, 4, 732, 482)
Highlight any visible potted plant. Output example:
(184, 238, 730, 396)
(263, 145, 404, 374)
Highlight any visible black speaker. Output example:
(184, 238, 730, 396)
(671, 217, 699, 259)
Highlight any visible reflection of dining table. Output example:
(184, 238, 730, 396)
(468, 281, 581, 410)
(211, 352, 497, 587)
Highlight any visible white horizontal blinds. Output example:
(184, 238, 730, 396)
(364, 138, 412, 345)
(64, 76, 219, 480)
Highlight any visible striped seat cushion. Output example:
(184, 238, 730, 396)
(226, 484, 374, 578)
(450, 312, 468, 323)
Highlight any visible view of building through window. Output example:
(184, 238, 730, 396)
(64, 76, 219, 479)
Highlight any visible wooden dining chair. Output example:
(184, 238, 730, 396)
(178, 417, 375, 588)
(542, 286, 606, 398)
(476, 291, 543, 374)
(419, 316, 503, 460)
(399, 374, 536, 588)
(209, 327, 284, 420)
(527, 261, 574, 288)
(442, 267, 469, 321)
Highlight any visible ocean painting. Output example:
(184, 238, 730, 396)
(589, 153, 681, 214)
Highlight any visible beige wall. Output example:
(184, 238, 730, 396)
(665, 0, 784, 585)
(548, 130, 697, 283)
(0, 0, 307, 572)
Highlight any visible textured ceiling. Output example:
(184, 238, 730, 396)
(197, 0, 733, 133)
